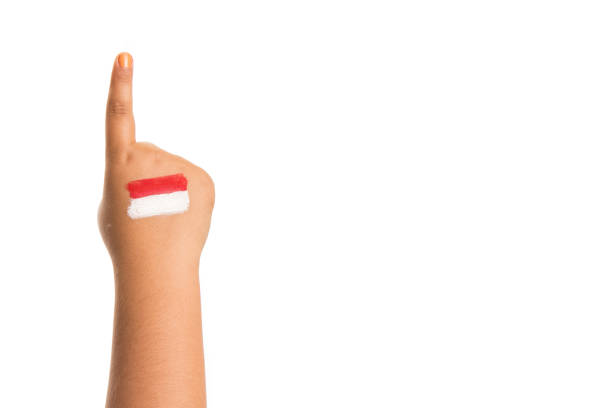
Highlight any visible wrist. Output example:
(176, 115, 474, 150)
(113, 257, 200, 294)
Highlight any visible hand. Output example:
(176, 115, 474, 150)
(99, 52, 212, 407)
(98, 52, 215, 273)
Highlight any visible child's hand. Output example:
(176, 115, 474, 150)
(98, 53, 214, 273)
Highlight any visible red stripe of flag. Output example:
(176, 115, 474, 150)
(127, 173, 188, 199)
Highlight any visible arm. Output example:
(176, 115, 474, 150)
(99, 52, 214, 408)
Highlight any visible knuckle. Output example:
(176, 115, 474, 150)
(196, 170, 215, 207)
(194, 167, 213, 188)
(107, 100, 131, 116)
(107, 147, 129, 165)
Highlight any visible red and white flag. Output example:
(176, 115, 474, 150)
(126, 173, 189, 219)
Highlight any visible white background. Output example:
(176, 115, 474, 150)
(0, 1, 611, 407)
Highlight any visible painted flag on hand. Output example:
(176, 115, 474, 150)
(126, 173, 189, 219)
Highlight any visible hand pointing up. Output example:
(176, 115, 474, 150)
(100, 52, 214, 266)
(98, 52, 213, 408)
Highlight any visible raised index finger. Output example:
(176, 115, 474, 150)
(106, 52, 135, 159)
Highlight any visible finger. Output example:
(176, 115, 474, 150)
(106, 52, 135, 158)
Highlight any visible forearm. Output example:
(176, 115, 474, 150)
(106, 261, 206, 408)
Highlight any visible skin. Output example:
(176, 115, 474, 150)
(99, 52, 214, 408)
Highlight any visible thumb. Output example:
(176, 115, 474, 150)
(106, 52, 135, 159)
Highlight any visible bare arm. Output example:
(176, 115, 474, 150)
(99, 52, 214, 408)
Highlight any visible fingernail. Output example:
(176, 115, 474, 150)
(117, 52, 133, 68)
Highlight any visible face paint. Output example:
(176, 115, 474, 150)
(126, 173, 189, 219)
